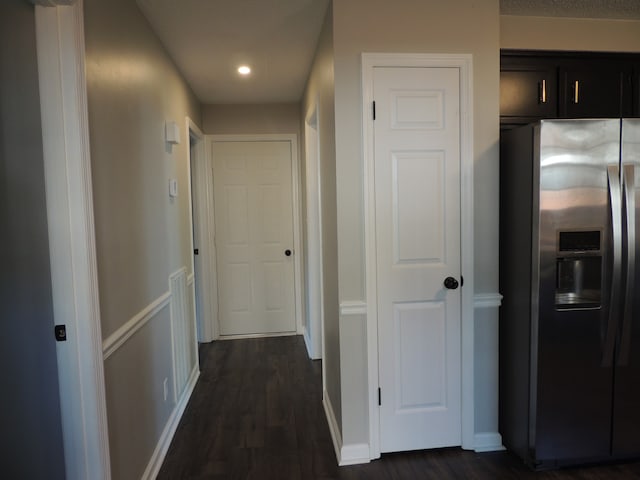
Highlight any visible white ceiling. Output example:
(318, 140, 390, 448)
(136, 0, 329, 104)
(137, 0, 640, 106)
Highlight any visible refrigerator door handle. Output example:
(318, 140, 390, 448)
(604, 164, 622, 367)
(619, 164, 635, 366)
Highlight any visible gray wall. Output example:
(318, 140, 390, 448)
(301, 3, 341, 430)
(84, 0, 202, 477)
(0, 1, 66, 478)
(501, 15, 640, 50)
(203, 103, 301, 136)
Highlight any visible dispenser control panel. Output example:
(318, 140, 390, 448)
(555, 230, 602, 309)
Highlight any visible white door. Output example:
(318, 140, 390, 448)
(374, 66, 462, 452)
(212, 140, 296, 336)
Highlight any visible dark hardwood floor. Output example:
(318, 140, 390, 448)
(158, 336, 640, 479)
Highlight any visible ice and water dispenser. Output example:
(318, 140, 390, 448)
(555, 231, 602, 309)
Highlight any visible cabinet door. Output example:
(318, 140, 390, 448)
(500, 67, 557, 122)
(560, 63, 633, 118)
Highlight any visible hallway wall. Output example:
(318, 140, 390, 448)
(203, 102, 301, 136)
(301, 1, 340, 437)
(83, 0, 202, 477)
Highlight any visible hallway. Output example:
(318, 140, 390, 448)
(158, 336, 640, 479)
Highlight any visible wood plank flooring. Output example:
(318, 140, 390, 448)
(158, 336, 640, 479)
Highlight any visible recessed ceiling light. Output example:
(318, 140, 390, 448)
(238, 65, 251, 75)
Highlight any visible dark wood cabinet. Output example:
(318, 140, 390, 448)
(501, 51, 640, 128)
(500, 67, 557, 120)
(559, 61, 633, 118)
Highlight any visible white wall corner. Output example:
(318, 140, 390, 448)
(473, 432, 505, 453)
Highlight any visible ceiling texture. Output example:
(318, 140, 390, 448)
(137, 0, 640, 105)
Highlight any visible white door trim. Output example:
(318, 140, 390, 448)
(362, 53, 475, 459)
(35, 1, 111, 478)
(208, 134, 304, 335)
(188, 119, 218, 342)
(304, 102, 325, 360)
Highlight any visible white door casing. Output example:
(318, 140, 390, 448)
(189, 119, 218, 342)
(212, 136, 300, 337)
(304, 104, 324, 360)
(362, 53, 475, 459)
(35, 1, 111, 478)
(374, 66, 461, 452)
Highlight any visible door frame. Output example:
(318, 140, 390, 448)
(304, 101, 325, 360)
(188, 118, 219, 342)
(361, 53, 475, 458)
(35, 1, 111, 478)
(208, 134, 304, 336)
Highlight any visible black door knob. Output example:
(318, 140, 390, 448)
(285, 249, 292, 257)
(444, 277, 459, 290)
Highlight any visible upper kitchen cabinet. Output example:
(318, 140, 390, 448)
(559, 59, 633, 118)
(500, 62, 557, 125)
(501, 51, 640, 128)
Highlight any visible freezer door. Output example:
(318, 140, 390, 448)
(612, 118, 640, 457)
(533, 119, 620, 465)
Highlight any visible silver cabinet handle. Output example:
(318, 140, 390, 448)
(603, 164, 622, 367)
(573, 80, 580, 104)
(538, 79, 547, 104)
(620, 164, 635, 366)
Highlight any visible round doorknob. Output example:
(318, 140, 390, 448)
(285, 249, 292, 257)
(444, 277, 459, 290)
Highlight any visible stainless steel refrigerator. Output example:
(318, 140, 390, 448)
(499, 118, 640, 469)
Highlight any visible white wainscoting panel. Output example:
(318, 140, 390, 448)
(170, 268, 191, 401)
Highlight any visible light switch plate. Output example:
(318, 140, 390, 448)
(169, 179, 178, 198)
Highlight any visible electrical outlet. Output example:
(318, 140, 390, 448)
(163, 378, 169, 402)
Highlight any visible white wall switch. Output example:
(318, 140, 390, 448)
(169, 179, 178, 198)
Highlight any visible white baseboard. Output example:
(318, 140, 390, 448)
(323, 391, 343, 465)
(141, 365, 200, 480)
(322, 391, 371, 466)
(303, 328, 321, 360)
(340, 443, 371, 466)
(303, 327, 313, 358)
(474, 432, 505, 452)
